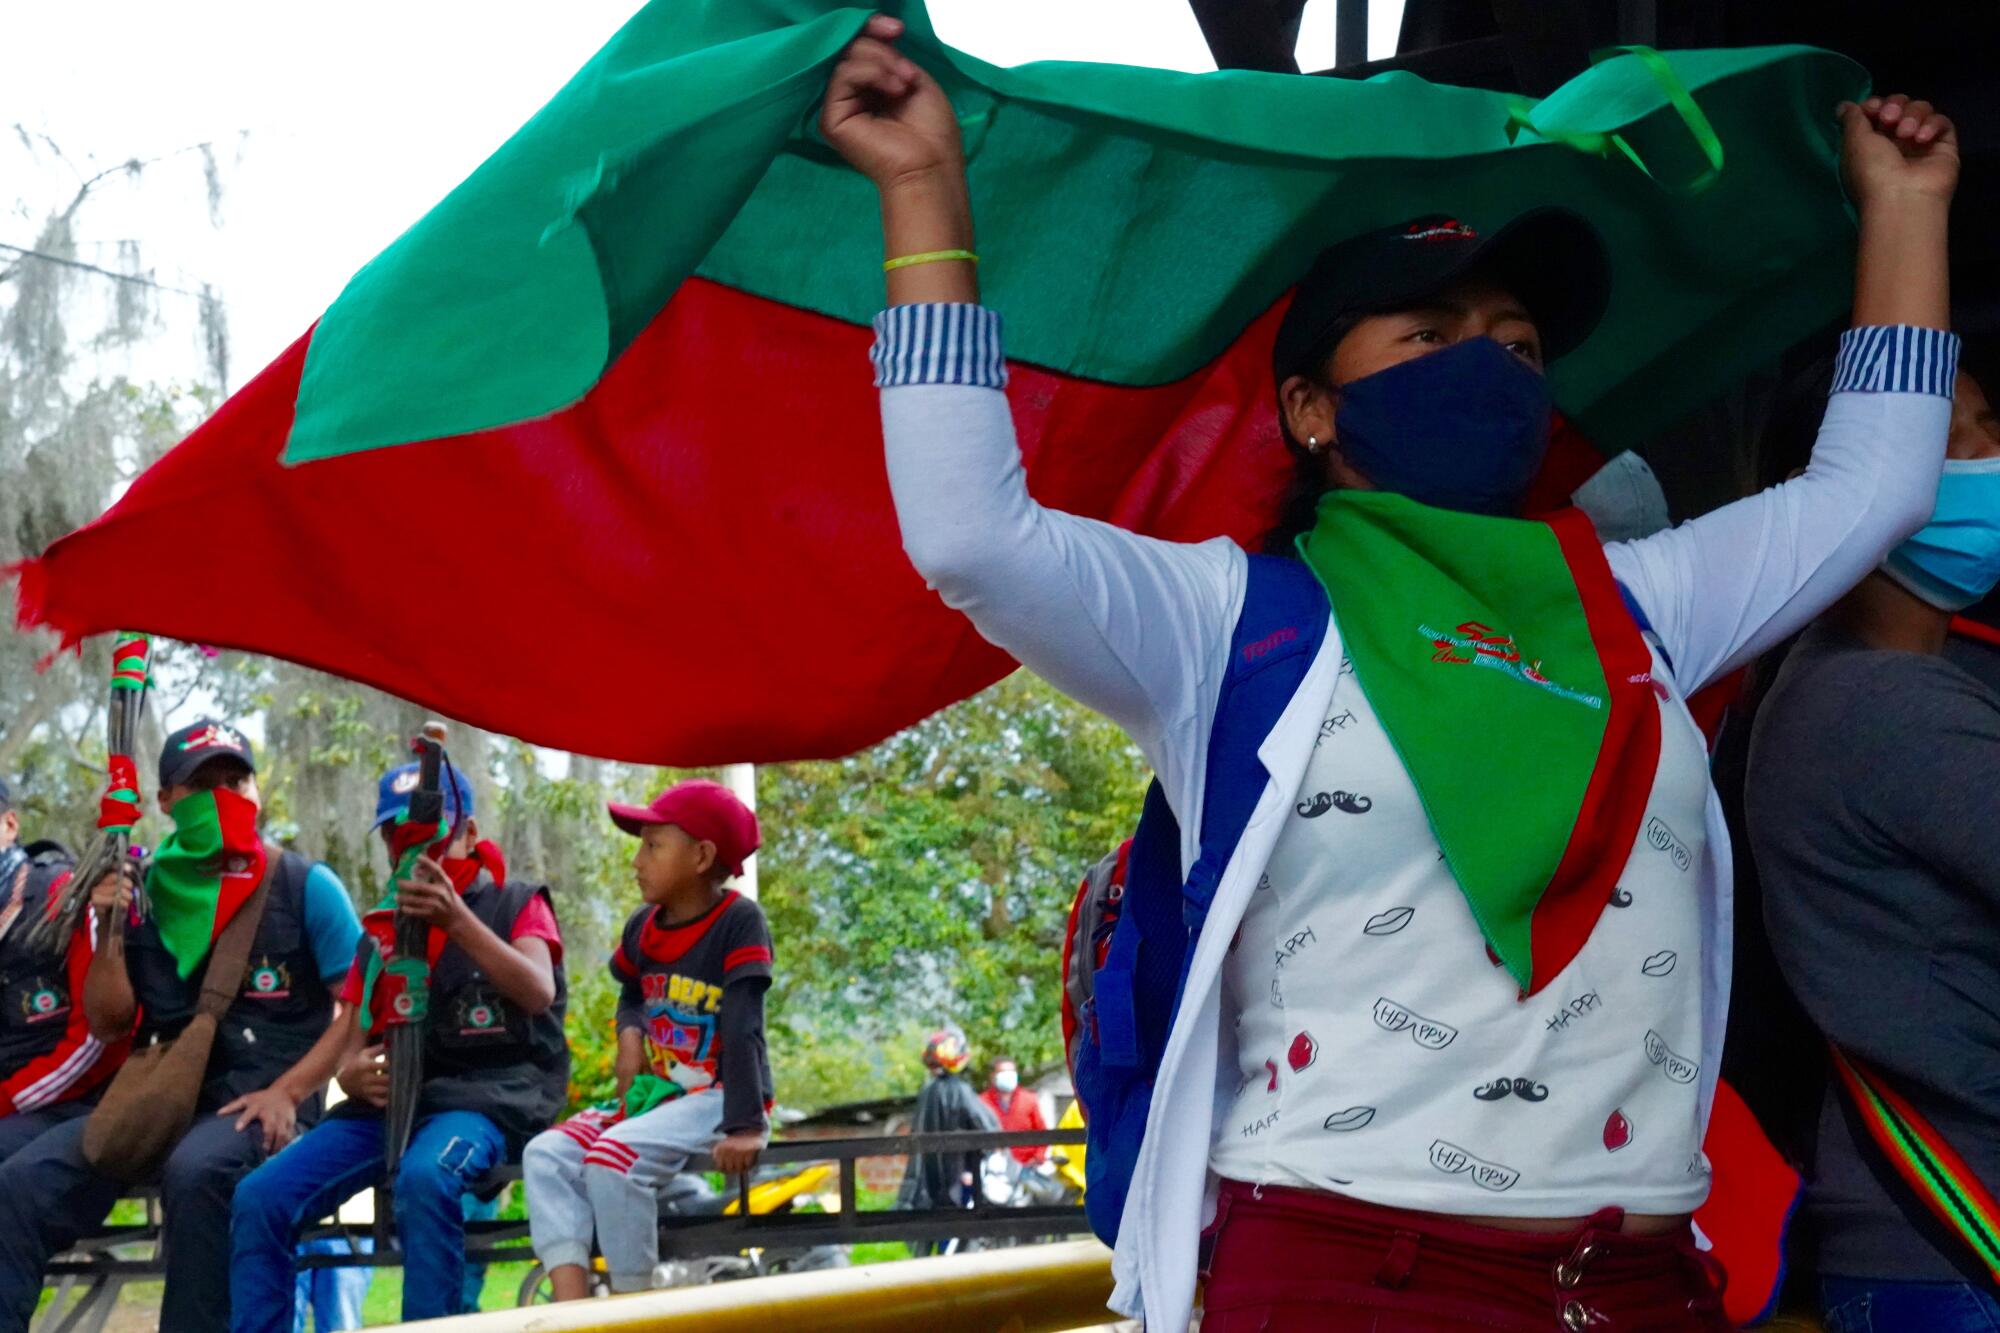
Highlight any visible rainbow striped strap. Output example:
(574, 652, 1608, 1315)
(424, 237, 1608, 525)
(1830, 1044, 2000, 1282)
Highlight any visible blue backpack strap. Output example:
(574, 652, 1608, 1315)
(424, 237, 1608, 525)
(1615, 579, 1674, 677)
(1075, 554, 1331, 1248)
(1182, 555, 1331, 928)
(1091, 781, 1173, 1071)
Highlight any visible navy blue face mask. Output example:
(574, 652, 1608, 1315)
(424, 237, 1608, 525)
(1331, 336, 1553, 517)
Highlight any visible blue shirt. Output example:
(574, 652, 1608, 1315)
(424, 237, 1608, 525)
(303, 864, 363, 984)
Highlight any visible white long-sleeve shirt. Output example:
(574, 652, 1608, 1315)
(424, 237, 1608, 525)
(874, 305, 1956, 1328)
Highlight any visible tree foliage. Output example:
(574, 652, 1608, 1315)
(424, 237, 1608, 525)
(758, 673, 1147, 1107)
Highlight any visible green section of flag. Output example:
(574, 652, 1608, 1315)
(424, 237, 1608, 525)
(284, 0, 1865, 465)
(1298, 492, 1609, 988)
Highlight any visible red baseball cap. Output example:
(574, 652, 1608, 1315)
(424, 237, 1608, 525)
(607, 779, 760, 875)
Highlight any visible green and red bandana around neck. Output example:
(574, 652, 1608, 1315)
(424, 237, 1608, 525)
(147, 785, 268, 979)
(1297, 490, 1662, 995)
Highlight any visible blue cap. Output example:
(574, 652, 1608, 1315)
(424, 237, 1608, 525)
(372, 761, 475, 831)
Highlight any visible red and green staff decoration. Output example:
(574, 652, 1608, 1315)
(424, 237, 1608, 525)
(355, 722, 463, 1246)
(1830, 1045, 2000, 1283)
(11, 0, 1871, 769)
(26, 632, 152, 955)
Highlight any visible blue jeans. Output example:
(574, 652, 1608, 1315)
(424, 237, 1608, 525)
(230, 1110, 504, 1333)
(291, 1236, 371, 1333)
(460, 1190, 501, 1311)
(1823, 1276, 2000, 1333)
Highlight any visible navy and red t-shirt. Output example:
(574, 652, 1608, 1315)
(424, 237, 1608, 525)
(611, 890, 773, 1132)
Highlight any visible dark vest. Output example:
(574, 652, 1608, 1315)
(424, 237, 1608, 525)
(128, 850, 334, 1111)
(415, 877, 569, 1152)
(0, 841, 81, 1075)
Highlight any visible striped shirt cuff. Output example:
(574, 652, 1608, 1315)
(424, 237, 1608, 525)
(1832, 325, 1961, 397)
(870, 304, 1008, 389)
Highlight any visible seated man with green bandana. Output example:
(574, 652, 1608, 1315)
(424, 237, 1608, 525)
(0, 720, 362, 1333)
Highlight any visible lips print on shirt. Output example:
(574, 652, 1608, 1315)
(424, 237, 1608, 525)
(1641, 950, 1677, 977)
(1288, 1032, 1318, 1072)
(1363, 907, 1414, 936)
(1372, 997, 1457, 1050)
(1296, 791, 1373, 818)
(1604, 1109, 1634, 1152)
(1428, 1140, 1520, 1192)
(1644, 1030, 1699, 1084)
(1323, 1106, 1377, 1132)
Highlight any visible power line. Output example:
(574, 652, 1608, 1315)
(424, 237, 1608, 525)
(0, 241, 216, 303)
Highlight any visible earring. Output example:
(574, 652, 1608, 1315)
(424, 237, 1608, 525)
(1307, 434, 1324, 454)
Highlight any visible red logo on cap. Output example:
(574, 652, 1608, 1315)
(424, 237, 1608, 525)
(180, 724, 246, 754)
(1403, 219, 1478, 243)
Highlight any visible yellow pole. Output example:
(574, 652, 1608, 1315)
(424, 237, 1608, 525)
(382, 1240, 1116, 1333)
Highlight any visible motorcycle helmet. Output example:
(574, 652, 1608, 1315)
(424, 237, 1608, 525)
(923, 1028, 971, 1074)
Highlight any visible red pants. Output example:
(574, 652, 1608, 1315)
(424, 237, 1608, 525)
(1200, 1180, 1732, 1332)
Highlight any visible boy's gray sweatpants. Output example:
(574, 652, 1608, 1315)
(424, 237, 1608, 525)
(522, 1088, 726, 1292)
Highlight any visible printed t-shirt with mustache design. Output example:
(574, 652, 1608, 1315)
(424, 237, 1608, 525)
(1208, 642, 1712, 1217)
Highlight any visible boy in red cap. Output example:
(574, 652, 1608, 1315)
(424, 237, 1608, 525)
(522, 779, 774, 1299)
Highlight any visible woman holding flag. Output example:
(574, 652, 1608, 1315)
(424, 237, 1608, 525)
(823, 15, 1960, 1332)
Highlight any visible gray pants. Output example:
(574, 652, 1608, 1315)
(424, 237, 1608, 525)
(522, 1089, 725, 1292)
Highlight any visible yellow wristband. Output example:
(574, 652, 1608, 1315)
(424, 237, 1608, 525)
(883, 249, 979, 273)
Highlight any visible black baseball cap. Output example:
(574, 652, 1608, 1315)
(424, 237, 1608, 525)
(158, 720, 257, 788)
(1271, 209, 1611, 382)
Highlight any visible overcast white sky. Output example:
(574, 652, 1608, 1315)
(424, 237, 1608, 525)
(3, 1, 1403, 387)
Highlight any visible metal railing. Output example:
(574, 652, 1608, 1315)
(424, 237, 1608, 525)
(35, 1126, 1093, 1326)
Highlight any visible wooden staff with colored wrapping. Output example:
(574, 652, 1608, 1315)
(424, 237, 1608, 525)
(359, 722, 460, 1247)
(23, 632, 152, 955)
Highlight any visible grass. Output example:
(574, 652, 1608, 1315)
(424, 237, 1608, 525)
(355, 1259, 540, 1324)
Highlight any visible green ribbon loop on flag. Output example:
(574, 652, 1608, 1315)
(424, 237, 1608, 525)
(1506, 45, 1725, 195)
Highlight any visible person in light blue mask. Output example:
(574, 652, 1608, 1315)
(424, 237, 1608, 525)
(1747, 363, 2000, 1333)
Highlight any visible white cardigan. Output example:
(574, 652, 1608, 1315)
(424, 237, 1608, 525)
(874, 306, 1957, 1329)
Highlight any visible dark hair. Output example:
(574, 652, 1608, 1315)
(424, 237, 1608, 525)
(183, 757, 254, 793)
(1261, 314, 1361, 556)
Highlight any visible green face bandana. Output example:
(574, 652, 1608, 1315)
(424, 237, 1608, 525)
(1296, 490, 1662, 993)
(147, 786, 267, 979)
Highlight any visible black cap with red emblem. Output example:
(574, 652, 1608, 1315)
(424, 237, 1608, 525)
(158, 719, 257, 788)
(1271, 209, 1611, 382)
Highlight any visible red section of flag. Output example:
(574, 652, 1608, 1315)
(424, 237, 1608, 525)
(16, 282, 1295, 764)
(1695, 1079, 1803, 1328)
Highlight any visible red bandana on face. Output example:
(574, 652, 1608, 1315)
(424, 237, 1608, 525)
(439, 840, 507, 896)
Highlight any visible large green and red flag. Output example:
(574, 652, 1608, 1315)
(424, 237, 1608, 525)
(11, 1, 1866, 764)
